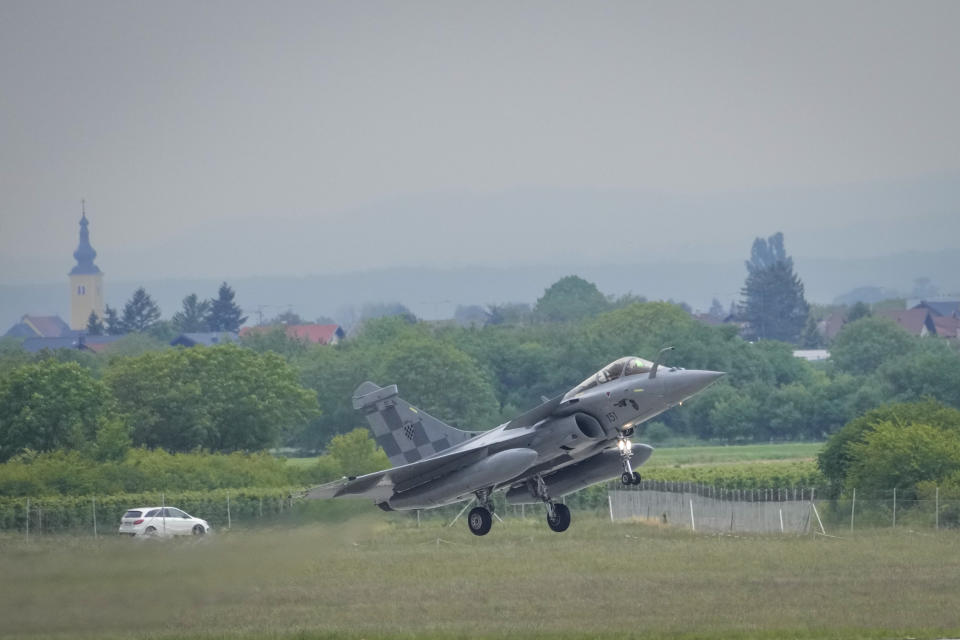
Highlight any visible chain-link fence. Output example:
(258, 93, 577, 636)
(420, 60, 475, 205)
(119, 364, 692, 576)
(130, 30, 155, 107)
(609, 481, 960, 534)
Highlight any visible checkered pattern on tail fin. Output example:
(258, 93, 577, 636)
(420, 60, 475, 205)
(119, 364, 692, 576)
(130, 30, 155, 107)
(353, 381, 474, 467)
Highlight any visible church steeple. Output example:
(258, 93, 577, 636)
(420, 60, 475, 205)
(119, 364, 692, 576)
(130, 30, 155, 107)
(68, 200, 105, 331)
(70, 200, 101, 275)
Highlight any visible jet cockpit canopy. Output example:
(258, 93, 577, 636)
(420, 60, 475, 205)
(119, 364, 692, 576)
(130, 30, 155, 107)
(566, 356, 655, 398)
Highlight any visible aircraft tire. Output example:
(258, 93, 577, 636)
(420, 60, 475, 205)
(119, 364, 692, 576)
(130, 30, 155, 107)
(621, 472, 634, 486)
(546, 503, 571, 533)
(467, 507, 493, 536)
(633, 471, 642, 484)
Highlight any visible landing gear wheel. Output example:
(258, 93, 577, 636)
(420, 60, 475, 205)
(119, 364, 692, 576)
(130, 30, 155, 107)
(633, 471, 642, 484)
(467, 506, 493, 536)
(546, 503, 571, 533)
(621, 472, 634, 486)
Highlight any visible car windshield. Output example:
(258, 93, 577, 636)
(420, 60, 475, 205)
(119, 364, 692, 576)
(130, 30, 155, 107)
(568, 357, 655, 396)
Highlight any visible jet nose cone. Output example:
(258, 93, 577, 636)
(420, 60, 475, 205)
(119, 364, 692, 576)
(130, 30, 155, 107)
(669, 370, 725, 401)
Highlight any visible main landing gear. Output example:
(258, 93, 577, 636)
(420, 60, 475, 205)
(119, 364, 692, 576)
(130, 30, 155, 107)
(529, 475, 570, 533)
(467, 488, 494, 536)
(618, 432, 642, 486)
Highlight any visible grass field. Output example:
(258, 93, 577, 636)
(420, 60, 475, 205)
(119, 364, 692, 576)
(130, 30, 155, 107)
(285, 442, 824, 471)
(643, 442, 822, 467)
(2, 515, 959, 640)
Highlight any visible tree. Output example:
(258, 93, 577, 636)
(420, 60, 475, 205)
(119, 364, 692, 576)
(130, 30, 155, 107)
(486, 302, 532, 326)
(739, 232, 809, 343)
(0, 360, 112, 461)
(103, 305, 124, 335)
(207, 282, 247, 332)
(818, 400, 960, 490)
(268, 309, 303, 326)
(377, 338, 500, 429)
(106, 345, 318, 452)
(325, 428, 390, 476)
(846, 421, 960, 497)
(845, 301, 871, 323)
(120, 287, 161, 332)
(830, 316, 916, 376)
(533, 275, 609, 323)
(171, 293, 211, 332)
(86, 311, 105, 335)
(708, 298, 726, 321)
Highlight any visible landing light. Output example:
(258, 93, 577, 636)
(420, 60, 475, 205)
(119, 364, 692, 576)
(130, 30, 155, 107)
(617, 440, 628, 450)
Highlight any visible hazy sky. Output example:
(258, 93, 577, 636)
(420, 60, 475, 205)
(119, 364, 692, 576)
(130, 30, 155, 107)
(2, 0, 959, 284)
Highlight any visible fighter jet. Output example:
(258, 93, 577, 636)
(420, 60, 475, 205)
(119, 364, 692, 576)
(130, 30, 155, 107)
(307, 351, 723, 535)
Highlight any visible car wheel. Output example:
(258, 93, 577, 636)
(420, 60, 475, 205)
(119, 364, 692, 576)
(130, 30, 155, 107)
(144, 526, 157, 537)
(192, 524, 205, 536)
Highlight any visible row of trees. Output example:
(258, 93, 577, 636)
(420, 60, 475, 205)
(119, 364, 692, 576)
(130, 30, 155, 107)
(0, 346, 317, 462)
(87, 282, 246, 336)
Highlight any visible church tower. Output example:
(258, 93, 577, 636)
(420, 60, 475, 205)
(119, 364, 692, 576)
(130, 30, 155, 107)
(69, 201, 105, 331)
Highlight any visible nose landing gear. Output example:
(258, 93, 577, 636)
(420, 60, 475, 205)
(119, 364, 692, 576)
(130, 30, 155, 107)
(618, 433, 641, 486)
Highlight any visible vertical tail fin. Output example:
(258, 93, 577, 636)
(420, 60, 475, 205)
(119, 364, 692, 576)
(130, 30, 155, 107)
(353, 382, 476, 467)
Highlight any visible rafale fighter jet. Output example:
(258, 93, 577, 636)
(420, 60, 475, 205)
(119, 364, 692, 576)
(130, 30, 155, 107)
(307, 352, 723, 536)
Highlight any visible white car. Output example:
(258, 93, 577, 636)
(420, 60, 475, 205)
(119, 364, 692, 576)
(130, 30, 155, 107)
(118, 506, 211, 537)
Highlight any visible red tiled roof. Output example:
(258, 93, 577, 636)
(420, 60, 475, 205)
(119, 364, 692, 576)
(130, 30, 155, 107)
(932, 315, 960, 338)
(875, 309, 934, 336)
(240, 324, 343, 344)
(22, 315, 71, 338)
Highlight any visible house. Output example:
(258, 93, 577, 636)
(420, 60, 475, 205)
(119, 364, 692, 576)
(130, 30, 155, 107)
(170, 332, 240, 347)
(931, 315, 960, 339)
(818, 313, 849, 342)
(19, 334, 123, 354)
(912, 300, 960, 319)
(4, 314, 72, 338)
(793, 349, 830, 362)
(239, 324, 345, 345)
(875, 308, 938, 337)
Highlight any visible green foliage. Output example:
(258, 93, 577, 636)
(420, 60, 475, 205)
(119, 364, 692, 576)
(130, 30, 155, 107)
(740, 232, 809, 343)
(845, 421, 960, 496)
(642, 460, 825, 489)
(845, 301, 871, 322)
(240, 326, 309, 360)
(103, 305, 124, 335)
(0, 360, 113, 461)
(120, 286, 162, 332)
(0, 447, 343, 497)
(207, 281, 246, 332)
(876, 338, 960, 408)
(533, 275, 609, 323)
(325, 428, 390, 477)
(379, 338, 500, 429)
(86, 310, 105, 335)
(106, 345, 318, 452)
(171, 293, 211, 332)
(830, 316, 916, 375)
(818, 400, 960, 490)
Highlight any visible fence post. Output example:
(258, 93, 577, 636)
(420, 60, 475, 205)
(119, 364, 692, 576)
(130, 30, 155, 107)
(608, 495, 614, 522)
(935, 486, 939, 531)
(850, 488, 856, 533)
(689, 499, 695, 532)
(92, 497, 98, 538)
(259, 496, 263, 519)
(227, 492, 232, 530)
(779, 508, 784, 534)
(892, 488, 896, 528)
(25, 497, 30, 542)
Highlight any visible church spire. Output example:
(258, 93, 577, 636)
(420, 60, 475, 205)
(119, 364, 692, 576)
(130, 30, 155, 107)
(70, 200, 101, 275)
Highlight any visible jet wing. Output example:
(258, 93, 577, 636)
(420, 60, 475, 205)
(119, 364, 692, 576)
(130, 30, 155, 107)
(503, 394, 563, 430)
(305, 443, 488, 501)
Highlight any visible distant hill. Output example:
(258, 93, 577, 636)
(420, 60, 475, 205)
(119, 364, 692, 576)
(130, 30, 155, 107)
(3, 249, 959, 331)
